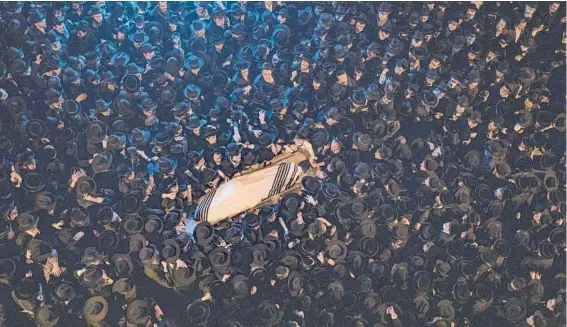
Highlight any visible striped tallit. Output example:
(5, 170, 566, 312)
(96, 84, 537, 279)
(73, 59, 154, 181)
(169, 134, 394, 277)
(194, 162, 303, 225)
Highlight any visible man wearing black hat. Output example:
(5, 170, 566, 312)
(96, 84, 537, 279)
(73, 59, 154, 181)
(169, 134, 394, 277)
(68, 20, 98, 56)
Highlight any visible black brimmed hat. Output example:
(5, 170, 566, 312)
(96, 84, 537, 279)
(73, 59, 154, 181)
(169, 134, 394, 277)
(111, 254, 133, 276)
(22, 173, 46, 193)
(301, 176, 321, 195)
(91, 151, 113, 173)
(352, 132, 373, 151)
(503, 298, 527, 323)
(121, 193, 142, 215)
(53, 281, 76, 303)
(436, 300, 455, 322)
(122, 214, 144, 235)
(457, 260, 477, 280)
(193, 221, 215, 246)
(414, 271, 433, 294)
(126, 300, 151, 325)
(538, 240, 556, 258)
(128, 234, 146, 254)
(359, 236, 379, 257)
(186, 300, 210, 325)
(83, 296, 108, 322)
(326, 239, 347, 260)
(73, 173, 95, 195)
(35, 305, 59, 327)
(0, 258, 16, 282)
(452, 280, 471, 304)
(209, 246, 231, 271)
(474, 283, 493, 303)
(25, 119, 47, 140)
(98, 229, 119, 253)
(321, 182, 341, 200)
(359, 219, 377, 238)
(162, 239, 181, 264)
(87, 120, 107, 144)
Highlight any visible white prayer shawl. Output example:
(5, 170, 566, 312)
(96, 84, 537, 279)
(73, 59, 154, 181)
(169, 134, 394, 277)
(195, 161, 304, 224)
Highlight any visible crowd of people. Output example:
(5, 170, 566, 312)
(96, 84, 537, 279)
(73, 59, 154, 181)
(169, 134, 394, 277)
(0, 1, 565, 326)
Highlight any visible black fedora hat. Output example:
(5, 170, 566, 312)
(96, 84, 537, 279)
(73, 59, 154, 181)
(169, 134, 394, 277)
(0, 258, 16, 282)
(310, 128, 330, 148)
(122, 214, 144, 235)
(22, 173, 45, 193)
(321, 182, 341, 200)
(538, 240, 556, 258)
(184, 54, 205, 70)
(379, 285, 399, 303)
(452, 280, 471, 304)
(186, 300, 210, 324)
(86, 120, 107, 144)
(352, 132, 373, 151)
(539, 151, 557, 170)
(348, 198, 369, 220)
(492, 238, 512, 258)
(474, 183, 492, 205)
(123, 74, 141, 93)
(7, 96, 27, 118)
(414, 271, 433, 294)
(121, 193, 141, 215)
(463, 150, 482, 170)
(503, 298, 527, 323)
(474, 283, 493, 303)
(111, 253, 133, 276)
(372, 162, 391, 180)
(379, 204, 397, 223)
(75, 175, 96, 195)
(25, 119, 47, 140)
(53, 281, 76, 303)
(288, 271, 304, 297)
(144, 215, 164, 234)
(83, 296, 109, 323)
(209, 247, 231, 271)
(457, 260, 477, 280)
(91, 151, 113, 173)
(299, 239, 320, 258)
(359, 219, 377, 238)
(98, 206, 115, 225)
(549, 228, 566, 246)
(35, 305, 59, 327)
(359, 236, 379, 257)
(112, 278, 137, 300)
(436, 300, 455, 321)
(98, 229, 119, 253)
(445, 239, 464, 261)
(161, 239, 181, 263)
(392, 223, 410, 241)
(110, 52, 130, 67)
(129, 234, 147, 253)
(126, 300, 151, 325)
(398, 197, 417, 216)
(79, 267, 104, 288)
(326, 239, 347, 260)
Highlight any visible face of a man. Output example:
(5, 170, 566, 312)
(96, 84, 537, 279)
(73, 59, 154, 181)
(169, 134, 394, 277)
(262, 69, 272, 79)
(158, 2, 168, 12)
(378, 11, 388, 21)
(497, 19, 507, 30)
(213, 153, 223, 164)
(93, 13, 103, 23)
(499, 85, 511, 97)
(214, 15, 225, 26)
(355, 21, 366, 33)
